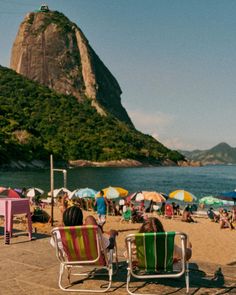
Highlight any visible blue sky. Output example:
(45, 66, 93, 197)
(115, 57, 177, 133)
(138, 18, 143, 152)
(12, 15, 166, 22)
(1, 0, 236, 151)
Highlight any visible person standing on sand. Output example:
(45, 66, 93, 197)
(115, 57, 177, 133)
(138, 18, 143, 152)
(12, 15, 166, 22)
(94, 190, 108, 228)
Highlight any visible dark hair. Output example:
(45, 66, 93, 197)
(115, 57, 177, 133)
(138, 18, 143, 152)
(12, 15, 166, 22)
(100, 190, 104, 196)
(139, 217, 165, 233)
(63, 206, 83, 226)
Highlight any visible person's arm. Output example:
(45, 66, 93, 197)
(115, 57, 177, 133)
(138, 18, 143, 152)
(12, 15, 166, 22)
(174, 241, 192, 262)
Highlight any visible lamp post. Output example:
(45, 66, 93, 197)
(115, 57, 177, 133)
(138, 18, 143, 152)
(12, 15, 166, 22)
(50, 155, 67, 226)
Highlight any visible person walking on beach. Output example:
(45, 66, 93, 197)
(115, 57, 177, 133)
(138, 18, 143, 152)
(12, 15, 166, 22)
(94, 190, 108, 228)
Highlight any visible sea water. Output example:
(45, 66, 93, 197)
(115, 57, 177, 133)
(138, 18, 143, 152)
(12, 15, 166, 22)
(1, 165, 236, 199)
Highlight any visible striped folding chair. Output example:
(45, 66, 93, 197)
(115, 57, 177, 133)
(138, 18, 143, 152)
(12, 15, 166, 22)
(125, 232, 189, 294)
(51, 225, 117, 292)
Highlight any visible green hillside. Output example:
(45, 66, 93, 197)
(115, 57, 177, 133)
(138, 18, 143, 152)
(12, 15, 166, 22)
(0, 66, 184, 166)
(180, 142, 236, 165)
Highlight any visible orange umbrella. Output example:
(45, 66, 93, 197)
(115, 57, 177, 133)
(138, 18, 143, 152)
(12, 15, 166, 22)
(142, 191, 166, 203)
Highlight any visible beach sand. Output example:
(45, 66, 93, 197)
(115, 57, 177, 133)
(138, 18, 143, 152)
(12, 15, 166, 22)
(46, 206, 236, 266)
(0, 205, 236, 294)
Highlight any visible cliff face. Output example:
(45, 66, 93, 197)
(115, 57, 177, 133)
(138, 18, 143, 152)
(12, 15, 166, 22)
(10, 10, 132, 125)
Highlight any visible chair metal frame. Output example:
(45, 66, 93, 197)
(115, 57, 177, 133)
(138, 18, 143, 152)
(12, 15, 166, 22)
(52, 225, 118, 293)
(125, 232, 189, 295)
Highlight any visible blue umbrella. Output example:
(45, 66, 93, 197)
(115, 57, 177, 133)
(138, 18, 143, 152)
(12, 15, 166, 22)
(75, 188, 98, 198)
(217, 191, 236, 204)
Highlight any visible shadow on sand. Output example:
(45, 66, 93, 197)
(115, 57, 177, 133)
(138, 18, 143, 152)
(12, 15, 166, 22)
(60, 261, 236, 294)
(0, 225, 50, 244)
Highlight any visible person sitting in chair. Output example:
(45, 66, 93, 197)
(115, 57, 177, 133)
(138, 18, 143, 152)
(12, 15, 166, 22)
(51, 206, 118, 250)
(124, 217, 192, 263)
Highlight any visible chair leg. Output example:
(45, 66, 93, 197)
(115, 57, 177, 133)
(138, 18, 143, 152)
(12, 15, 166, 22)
(126, 268, 133, 295)
(58, 263, 113, 293)
(27, 212, 32, 240)
(185, 264, 190, 293)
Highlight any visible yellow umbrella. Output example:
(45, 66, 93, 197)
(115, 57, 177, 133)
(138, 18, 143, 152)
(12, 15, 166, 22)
(169, 190, 197, 203)
(101, 186, 128, 199)
(142, 191, 166, 203)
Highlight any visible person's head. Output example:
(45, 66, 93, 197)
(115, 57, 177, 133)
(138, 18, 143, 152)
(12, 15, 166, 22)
(84, 215, 97, 226)
(100, 190, 104, 197)
(63, 206, 83, 226)
(139, 217, 165, 233)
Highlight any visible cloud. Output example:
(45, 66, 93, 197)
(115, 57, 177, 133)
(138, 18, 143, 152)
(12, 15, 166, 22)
(153, 135, 195, 150)
(129, 109, 196, 150)
(129, 109, 173, 133)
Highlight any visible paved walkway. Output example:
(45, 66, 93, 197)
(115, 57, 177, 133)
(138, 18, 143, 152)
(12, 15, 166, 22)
(0, 229, 235, 295)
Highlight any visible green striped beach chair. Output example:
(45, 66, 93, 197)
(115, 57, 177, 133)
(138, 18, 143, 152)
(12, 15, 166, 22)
(51, 225, 117, 292)
(125, 232, 189, 294)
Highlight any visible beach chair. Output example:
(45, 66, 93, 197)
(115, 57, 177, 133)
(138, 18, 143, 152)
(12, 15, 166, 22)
(165, 204, 174, 219)
(125, 232, 189, 294)
(51, 225, 118, 292)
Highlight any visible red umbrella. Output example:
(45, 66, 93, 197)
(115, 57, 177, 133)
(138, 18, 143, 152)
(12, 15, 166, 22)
(0, 189, 21, 198)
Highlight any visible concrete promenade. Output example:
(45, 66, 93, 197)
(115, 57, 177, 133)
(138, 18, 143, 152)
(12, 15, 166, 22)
(0, 229, 235, 295)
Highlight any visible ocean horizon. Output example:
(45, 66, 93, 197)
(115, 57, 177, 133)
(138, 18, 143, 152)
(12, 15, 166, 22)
(1, 165, 236, 200)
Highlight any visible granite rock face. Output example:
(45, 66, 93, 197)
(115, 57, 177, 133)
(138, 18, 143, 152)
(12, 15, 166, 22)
(10, 10, 132, 125)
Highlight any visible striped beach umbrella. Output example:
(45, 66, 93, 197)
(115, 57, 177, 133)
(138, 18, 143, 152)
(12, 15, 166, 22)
(199, 196, 224, 206)
(26, 187, 44, 197)
(101, 186, 128, 199)
(169, 190, 197, 203)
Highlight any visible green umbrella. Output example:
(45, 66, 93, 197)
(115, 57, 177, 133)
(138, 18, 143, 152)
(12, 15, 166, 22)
(199, 196, 224, 206)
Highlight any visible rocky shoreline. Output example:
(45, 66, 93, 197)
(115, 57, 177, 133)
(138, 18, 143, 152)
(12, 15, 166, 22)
(0, 158, 202, 170)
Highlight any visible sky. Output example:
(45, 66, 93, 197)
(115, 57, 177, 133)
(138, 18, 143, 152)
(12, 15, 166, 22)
(1, 0, 236, 151)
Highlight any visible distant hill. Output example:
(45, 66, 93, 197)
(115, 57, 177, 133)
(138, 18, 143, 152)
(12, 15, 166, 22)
(180, 142, 236, 165)
(0, 66, 184, 168)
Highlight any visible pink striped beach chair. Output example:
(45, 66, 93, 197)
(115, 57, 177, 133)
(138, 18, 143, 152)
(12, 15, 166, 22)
(125, 232, 189, 294)
(51, 225, 117, 292)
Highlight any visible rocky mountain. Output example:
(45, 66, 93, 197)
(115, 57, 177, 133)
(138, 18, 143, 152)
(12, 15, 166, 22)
(10, 8, 132, 125)
(180, 142, 236, 165)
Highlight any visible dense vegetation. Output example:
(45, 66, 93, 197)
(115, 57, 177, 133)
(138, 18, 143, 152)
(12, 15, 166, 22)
(0, 66, 184, 166)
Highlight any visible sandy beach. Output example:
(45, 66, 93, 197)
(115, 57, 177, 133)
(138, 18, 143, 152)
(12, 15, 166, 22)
(0, 205, 236, 294)
(43, 205, 236, 266)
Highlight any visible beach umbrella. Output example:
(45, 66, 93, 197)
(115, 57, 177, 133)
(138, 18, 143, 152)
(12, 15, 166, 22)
(68, 189, 80, 199)
(74, 188, 97, 198)
(0, 187, 6, 193)
(169, 190, 197, 203)
(133, 192, 145, 202)
(216, 191, 236, 204)
(0, 188, 21, 198)
(199, 196, 224, 206)
(126, 192, 142, 202)
(48, 187, 71, 198)
(26, 187, 44, 197)
(102, 186, 128, 199)
(142, 191, 166, 203)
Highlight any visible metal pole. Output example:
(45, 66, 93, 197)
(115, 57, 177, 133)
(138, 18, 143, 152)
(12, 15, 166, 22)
(63, 170, 67, 188)
(50, 154, 54, 226)
(53, 169, 67, 188)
